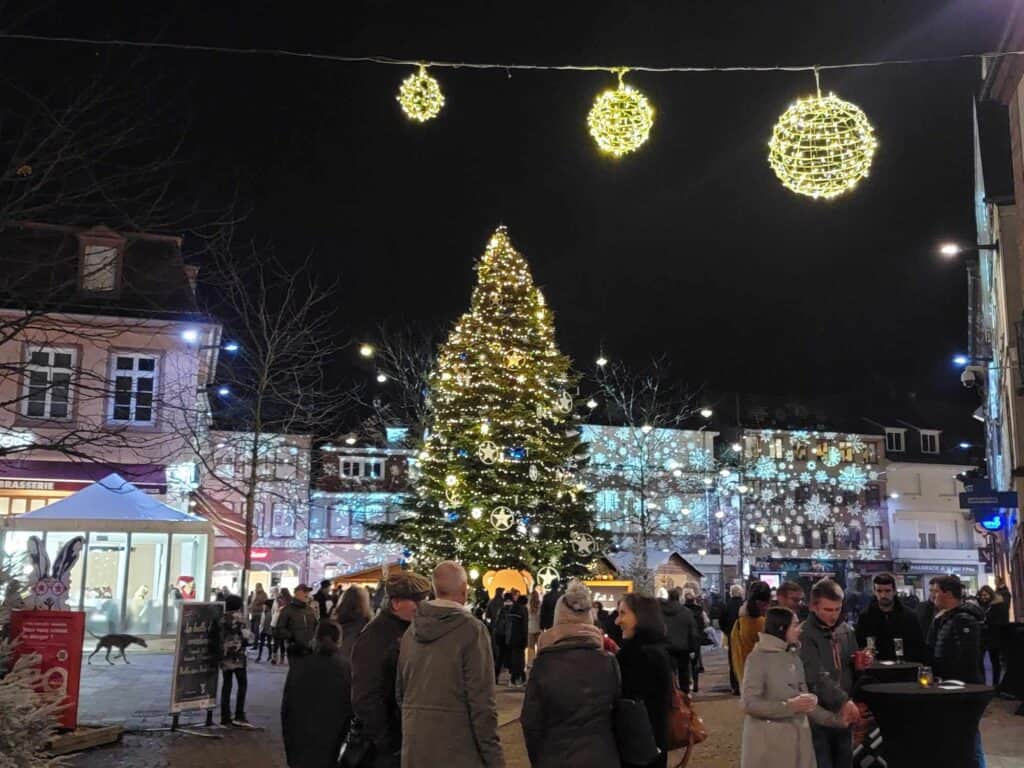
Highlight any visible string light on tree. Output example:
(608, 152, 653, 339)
(397, 64, 445, 122)
(587, 69, 654, 157)
(768, 71, 877, 200)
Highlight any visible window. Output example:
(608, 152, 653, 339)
(340, 458, 383, 479)
(23, 347, 75, 419)
(308, 505, 327, 539)
(109, 354, 157, 424)
(80, 244, 120, 292)
(918, 532, 938, 549)
(864, 526, 883, 548)
(920, 431, 940, 454)
(885, 429, 905, 452)
(271, 503, 296, 537)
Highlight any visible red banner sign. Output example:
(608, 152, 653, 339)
(10, 610, 86, 730)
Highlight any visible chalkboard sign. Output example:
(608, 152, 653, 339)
(170, 601, 224, 714)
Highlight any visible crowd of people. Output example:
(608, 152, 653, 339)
(205, 568, 1012, 768)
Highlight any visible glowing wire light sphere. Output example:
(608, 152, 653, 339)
(587, 70, 654, 157)
(397, 65, 445, 122)
(768, 92, 877, 200)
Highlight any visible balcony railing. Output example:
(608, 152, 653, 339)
(891, 539, 978, 552)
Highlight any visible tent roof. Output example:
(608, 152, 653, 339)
(607, 548, 704, 577)
(17, 474, 206, 523)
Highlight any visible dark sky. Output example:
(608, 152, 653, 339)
(6, 1, 1015, 401)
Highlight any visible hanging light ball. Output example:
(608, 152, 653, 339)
(768, 92, 877, 200)
(587, 70, 654, 157)
(397, 65, 445, 122)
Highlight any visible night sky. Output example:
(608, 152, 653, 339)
(5, 1, 1015, 401)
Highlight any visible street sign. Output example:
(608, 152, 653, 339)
(958, 478, 1018, 510)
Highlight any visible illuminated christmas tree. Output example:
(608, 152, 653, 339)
(378, 227, 597, 578)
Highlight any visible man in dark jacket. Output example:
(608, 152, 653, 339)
(927, 576, 984, 683)
(539, 579, 561, 630)
(661, 587, 700, 691)
(926, 575, 986, 767)
(274, 584, 317, 659)
(800, 579, 860, 768)
(854, 572, 926, 662)
(351, 570, 432, 768)
(397, 562, 504, 768)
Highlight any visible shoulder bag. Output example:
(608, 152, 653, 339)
(666, 681, 708, 768)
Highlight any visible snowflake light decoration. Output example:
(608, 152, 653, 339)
(858, 547, 881, 561)
(812, 549, 833, 561)
(784, 496, 796, 510)
(837, 465, 868, 492)
(798, 472, 811, 484)
(752, 456, 779, 480)
(807, 461, 817, 470)
(846, 434, 866, 454)
(822, 446, 843, 468)
(790, 430, 811, 445)
(804, 494, 831, 524)
(688, 447, 714, 471)
(862, 508, 881, 527)
(814, 470, 829, 484)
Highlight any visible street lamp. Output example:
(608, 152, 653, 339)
(359, 343, 375, 358)
(697, 547, 707, 556)
(596, 355, 608, 367)
(699, 407, 713, 419)
(938, 241, 999, 258)
(731, 442, 742, 453)
(641, 424, 653, 434)
(586, 398, 598, 409)
(376, 373, 388, 383)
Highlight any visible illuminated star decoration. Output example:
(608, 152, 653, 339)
(477, 441, 501, 464)
(490, 506, 515, 530)
(536, 566, 560, 589)
(569, 531, 596, 555)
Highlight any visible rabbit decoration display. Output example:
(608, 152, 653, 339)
(24, 535, 85, 611)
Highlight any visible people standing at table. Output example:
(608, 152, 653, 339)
(977, 585, 1009, 687)
(854, 572, 926, 661)
(730, 581, 772, 684)
(661, 587, 700, 692)
(352, 570, 432, 768)
(926, 575, 986, 768)
(741, 607, 851, 768)
(397, 561, 505, 768)
(615, 593, 674, 768)
(799, 579, 860, 768)
(521, 580, 620, 768)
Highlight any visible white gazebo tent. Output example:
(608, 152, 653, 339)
(1, 473, 214, 636)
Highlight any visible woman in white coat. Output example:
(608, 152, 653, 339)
(741, 607, 850, 768)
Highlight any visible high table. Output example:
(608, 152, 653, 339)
(854, 661, 920, 687)
(860, 682, 993, 768)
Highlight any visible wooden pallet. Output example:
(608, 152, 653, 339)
(47, 724, 124, 755)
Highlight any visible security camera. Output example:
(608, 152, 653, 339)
(961, 365, 985, 388)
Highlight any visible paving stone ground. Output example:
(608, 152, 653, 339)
(66, 645, 1024, 767)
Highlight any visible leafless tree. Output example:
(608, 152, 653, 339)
(176, 238, 350, 596)
(348, 323, 439, 444)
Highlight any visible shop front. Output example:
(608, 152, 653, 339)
(0, 474, 212, 637)
(896, 561, 984, 598)
(210, 544, 305, 594)
(752, 557, 848, 591)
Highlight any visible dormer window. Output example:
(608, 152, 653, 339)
(78, 230, 124, 294)
(885, 428, 906, 453)
(920, 430, 941, 454)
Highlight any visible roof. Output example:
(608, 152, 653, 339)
(0, 222, 202, 319)
(18, 474, 206, 523)
(607, 547, 704, 577)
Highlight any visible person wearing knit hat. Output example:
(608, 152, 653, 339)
(521, 580, 621, 767)
(352, 568, 431, 767)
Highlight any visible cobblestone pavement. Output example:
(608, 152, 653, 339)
(66, 646, 1024, 767)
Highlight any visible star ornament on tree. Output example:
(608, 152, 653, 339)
(478, 441, 501, 464)
(490, 506, 515, 530)
(537, 566, 560, 589)
(570, 532, 596, 555)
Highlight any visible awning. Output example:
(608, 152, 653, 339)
(0, 459, 167, 493)
(191, 492, 247, 545)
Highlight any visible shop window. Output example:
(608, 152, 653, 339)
(109, 354, 158, 424)
(83, 532, 128, 636)
(170, 533, 208, 604)
(126, 532, 167, 635)
(23, 347, 75, 419)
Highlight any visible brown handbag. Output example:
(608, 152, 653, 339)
(666, 681, 708, 768)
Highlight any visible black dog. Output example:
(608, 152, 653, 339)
(87, 631, 148, 665)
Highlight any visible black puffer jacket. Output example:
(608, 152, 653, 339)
(275, 598, 317, 654)
(617, 632, 674, 767)
(982, 597, 1010, 650)
(281, 645, 353, 768)
(928, 602, 984, 684)
(854, 598, 926, 662)
(521, 627, 621, 768)
(660, 599, 700, 655)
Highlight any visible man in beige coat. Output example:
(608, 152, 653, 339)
(397, 561, 504, 768)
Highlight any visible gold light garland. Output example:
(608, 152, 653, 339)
(768, 77, 877, 200)
(397, 65, 445, 122)
(587, 69, 654, 157)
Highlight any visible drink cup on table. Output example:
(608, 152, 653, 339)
(894, 637, 904, 662)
